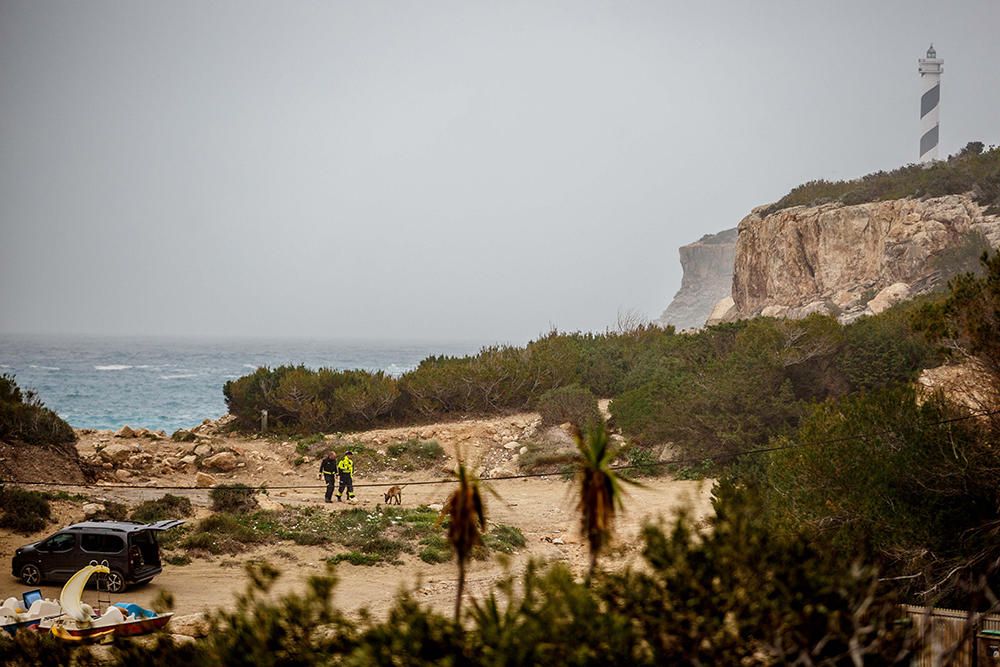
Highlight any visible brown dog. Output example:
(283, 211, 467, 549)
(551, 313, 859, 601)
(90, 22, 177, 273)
(383, 485, 403, 505)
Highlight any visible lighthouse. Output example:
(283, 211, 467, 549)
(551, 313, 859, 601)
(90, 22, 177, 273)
(918, 44, 943, 162)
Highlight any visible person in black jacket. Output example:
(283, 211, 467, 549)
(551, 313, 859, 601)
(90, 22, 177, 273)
(319, 451, 338, 503)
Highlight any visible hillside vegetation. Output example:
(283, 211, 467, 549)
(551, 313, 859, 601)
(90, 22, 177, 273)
(764, 141, 1000, 215)
(226, 299, 941, 466)
(0, 373, 75, 446)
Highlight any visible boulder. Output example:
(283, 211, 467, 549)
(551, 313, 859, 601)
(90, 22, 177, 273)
(193, 444, 212, 457)
(114, 469, 132, 481)
(82, 503, 105, 518)
(502, 441, 520, 451)
(99, 443, 137, 464)
(170, 612, 210, 638)
(180, 454, 197, 466)
(867, 282, 911, 315)
(195, 472, 217, 488)
(203, 451, 238, 472)
(705, 295, 738, 327)
(760, 305, 790, 318)
(793, 300, 833, 318)
(115, 425, 136, 439)
(256, 495, 284, 512)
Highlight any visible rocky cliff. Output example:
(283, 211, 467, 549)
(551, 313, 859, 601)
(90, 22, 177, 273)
(657, 228, 737, 330)
(718, 193, 1000, 323)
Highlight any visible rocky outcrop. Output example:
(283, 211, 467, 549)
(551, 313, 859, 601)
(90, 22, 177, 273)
(658, 228, 737, 331)
(730, 194, 1000, 322)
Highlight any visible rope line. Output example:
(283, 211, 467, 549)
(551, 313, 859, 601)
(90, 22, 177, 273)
(2, 407, 998, 492)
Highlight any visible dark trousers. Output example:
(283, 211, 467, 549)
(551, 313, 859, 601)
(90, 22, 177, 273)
(337, 473, 354, 499)
(324, 477, 336, 502)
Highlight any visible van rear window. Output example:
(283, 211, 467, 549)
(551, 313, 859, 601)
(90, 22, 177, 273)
(81, 533, 125, 554)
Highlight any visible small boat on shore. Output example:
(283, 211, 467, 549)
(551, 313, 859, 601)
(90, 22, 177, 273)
(43, 563, 173, 642)
(0, 591, 62, 636)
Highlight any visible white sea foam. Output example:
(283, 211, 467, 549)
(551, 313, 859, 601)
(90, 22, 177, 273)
(94, 364, 133, 371)
(242, 364, 258, 369)
(385, 363, 416, 377)
(29, 364, 61, 370)
(159, 373, 198, 380)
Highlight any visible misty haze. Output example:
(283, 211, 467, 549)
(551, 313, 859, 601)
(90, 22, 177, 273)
(2, 1, 1000, 664)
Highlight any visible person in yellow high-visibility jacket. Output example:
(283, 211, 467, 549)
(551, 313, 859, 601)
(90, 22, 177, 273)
(335, 450, 355, 502)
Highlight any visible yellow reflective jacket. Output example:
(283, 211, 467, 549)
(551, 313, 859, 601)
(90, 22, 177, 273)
(337, 455, 354, 476)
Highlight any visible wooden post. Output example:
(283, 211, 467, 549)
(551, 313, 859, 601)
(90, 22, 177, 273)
(261, 409, 268, 433)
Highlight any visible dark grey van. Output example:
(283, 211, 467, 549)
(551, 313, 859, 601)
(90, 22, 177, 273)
(10, 520, 184, 593)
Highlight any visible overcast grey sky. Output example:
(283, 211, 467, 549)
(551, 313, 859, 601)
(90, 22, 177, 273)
(1, 0, 998, 343)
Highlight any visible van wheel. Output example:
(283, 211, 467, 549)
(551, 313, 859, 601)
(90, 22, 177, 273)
(20, 563, 42, 586)
(105, 569, 126, 593)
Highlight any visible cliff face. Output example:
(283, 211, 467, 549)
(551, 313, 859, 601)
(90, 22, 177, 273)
(729, 194, 1000, 322)
(658, 228, 737, 331)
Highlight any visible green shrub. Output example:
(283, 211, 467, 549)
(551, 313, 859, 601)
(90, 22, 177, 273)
(329, 551, 383, 566)
(171, 429, 196, 442)
(182, 512, 270, 555)
(0, 486, 51, 534)
(418, 534, 451, 564)
(385, 439, 446, 471)
(535, 384, 602, 429)
(482, 524, 526, 554)
(0, 374, 75, 445)
(621, 445, 659, 477)
(130, 494, 194, 523)
(92, 501, 128, 521)
(164, 553, 192, 566)
(210, 484, 259, 514)
(764, 143, 1000, 215)
(743, 386, 1000, 604)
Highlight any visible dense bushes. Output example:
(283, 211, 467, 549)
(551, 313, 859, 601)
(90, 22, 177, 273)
(0, 374, 75, 446)
(130, 494, 194, 523)
(611, 309, 936, 458)
(738, 387, 1000, 604)
(764, 142, 1000, 214)
(0, 486, 51, 534)
(735, 251, 1000, 606)
(535, 384, 601, 429)
(226, 304, 940, 459)
(224, 330, 661, 434)
(209, 484, 259, 514)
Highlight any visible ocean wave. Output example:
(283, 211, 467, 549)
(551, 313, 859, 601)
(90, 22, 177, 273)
(29, 364, 61, 371)
(385, 363, 416, 377)
(94, 364, 133, 371)
(159, 373, 199, 380)
(242, 364, 259, 369)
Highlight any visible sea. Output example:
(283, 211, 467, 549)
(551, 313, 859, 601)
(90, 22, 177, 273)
(0, 335, 484, 433)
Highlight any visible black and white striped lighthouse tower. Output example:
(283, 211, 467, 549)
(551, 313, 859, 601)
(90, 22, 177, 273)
(918, 44, 943, 162)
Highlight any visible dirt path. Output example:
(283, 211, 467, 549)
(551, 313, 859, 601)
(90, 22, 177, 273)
(1, 412, 714, 619)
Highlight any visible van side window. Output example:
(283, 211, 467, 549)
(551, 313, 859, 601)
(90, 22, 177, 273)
(43, 533, 76, 553)
(81, 534, 125, 554)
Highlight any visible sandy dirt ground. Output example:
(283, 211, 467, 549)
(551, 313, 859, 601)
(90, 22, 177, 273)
(0, 411, 714, 619)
